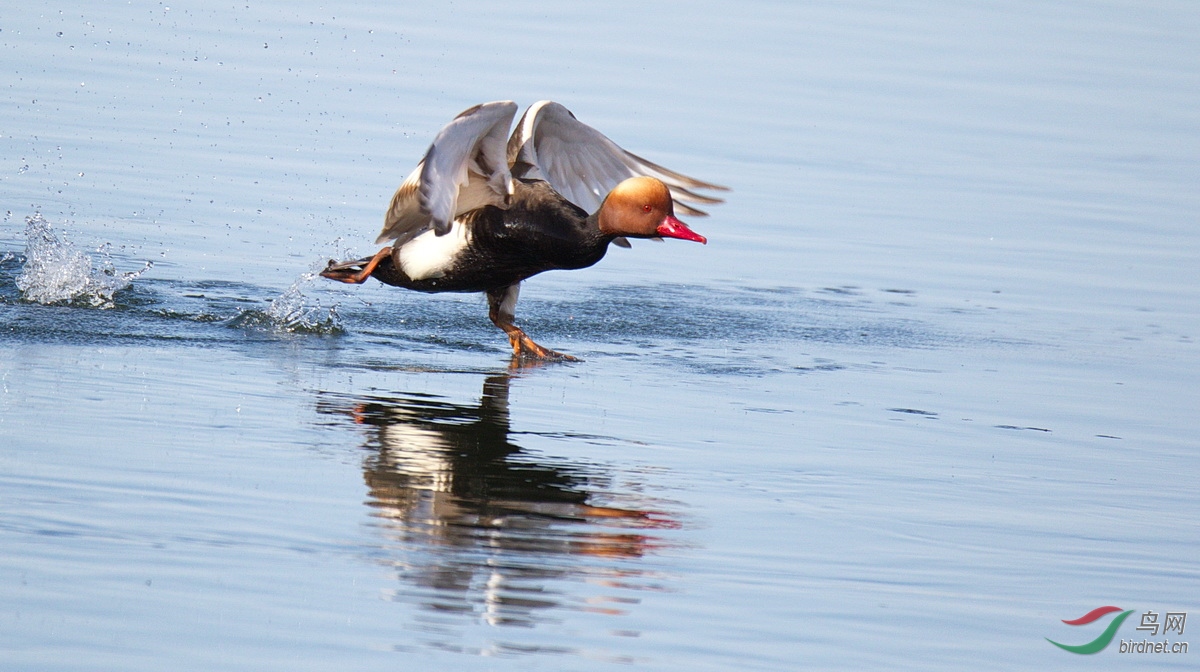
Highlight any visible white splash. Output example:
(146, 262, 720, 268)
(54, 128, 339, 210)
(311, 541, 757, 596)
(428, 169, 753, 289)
(227, 271, 343, 335)
(15, 214, 151, 308)
(265, 271, 343, 333)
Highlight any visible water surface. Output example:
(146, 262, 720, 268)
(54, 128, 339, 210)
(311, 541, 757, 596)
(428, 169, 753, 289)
(3, 1, 1198, 670)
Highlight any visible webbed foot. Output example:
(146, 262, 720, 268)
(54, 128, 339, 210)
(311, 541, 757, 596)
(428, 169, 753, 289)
(319, 248, 390, 284)
(510, 333, 581, 363)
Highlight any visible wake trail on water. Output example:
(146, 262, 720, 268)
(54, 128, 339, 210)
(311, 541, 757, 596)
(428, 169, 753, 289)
(3, 213, 344, 336)
(3, 215, 981, 367)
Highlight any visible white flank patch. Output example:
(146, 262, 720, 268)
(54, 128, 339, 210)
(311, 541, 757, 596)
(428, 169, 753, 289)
(397, 221, 472, 280)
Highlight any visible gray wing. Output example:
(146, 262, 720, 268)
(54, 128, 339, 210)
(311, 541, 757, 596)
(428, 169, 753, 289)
(506, 100, 728, 217)
(377, 101, 518, 245)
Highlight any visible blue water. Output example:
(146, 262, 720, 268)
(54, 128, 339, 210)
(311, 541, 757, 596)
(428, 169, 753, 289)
(3, 1, 1198, 670)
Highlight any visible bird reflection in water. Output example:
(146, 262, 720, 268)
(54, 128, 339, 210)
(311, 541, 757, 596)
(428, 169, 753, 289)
(316, 373, 680, 638)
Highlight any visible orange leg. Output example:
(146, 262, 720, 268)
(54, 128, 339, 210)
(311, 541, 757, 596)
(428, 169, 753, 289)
(487, 285, 580, 362)
(319, 248, 391, 284)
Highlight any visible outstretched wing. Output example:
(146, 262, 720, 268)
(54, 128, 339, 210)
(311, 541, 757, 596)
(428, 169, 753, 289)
(377, 101, 518, 245)
(506, 100, 728, 217)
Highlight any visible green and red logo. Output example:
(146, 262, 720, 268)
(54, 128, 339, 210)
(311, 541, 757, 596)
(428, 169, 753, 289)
(1046, 606, 1134, 654)
(1048, 606, 1189, 655)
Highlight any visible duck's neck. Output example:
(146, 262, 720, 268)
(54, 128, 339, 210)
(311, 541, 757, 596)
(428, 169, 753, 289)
(543, 211, 612, 270)
(584, 212, 616, 244)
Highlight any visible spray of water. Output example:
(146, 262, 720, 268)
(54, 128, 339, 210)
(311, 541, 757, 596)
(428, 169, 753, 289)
(15, 214, 151, 308)
(264, 271, 344, 334)
(225, 271, 345, 335)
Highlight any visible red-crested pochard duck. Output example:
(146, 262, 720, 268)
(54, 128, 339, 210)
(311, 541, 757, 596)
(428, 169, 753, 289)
(321, 100, 727, 361)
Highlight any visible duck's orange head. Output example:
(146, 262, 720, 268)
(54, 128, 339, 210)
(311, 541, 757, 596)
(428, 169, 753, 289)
(596, 176, 707, 244)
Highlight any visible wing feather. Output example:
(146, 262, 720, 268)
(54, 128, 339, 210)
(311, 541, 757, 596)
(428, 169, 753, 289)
(507, 101, 727, 217)
(377, 100, 725, 247)
(376, 101, 518, 244)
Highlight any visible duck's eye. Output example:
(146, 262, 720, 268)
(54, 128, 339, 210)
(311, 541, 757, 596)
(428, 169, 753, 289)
(642, 204, 652, 213)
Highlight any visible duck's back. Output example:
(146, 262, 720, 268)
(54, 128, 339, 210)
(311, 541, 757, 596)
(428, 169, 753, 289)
(372, 180, 612, 294)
